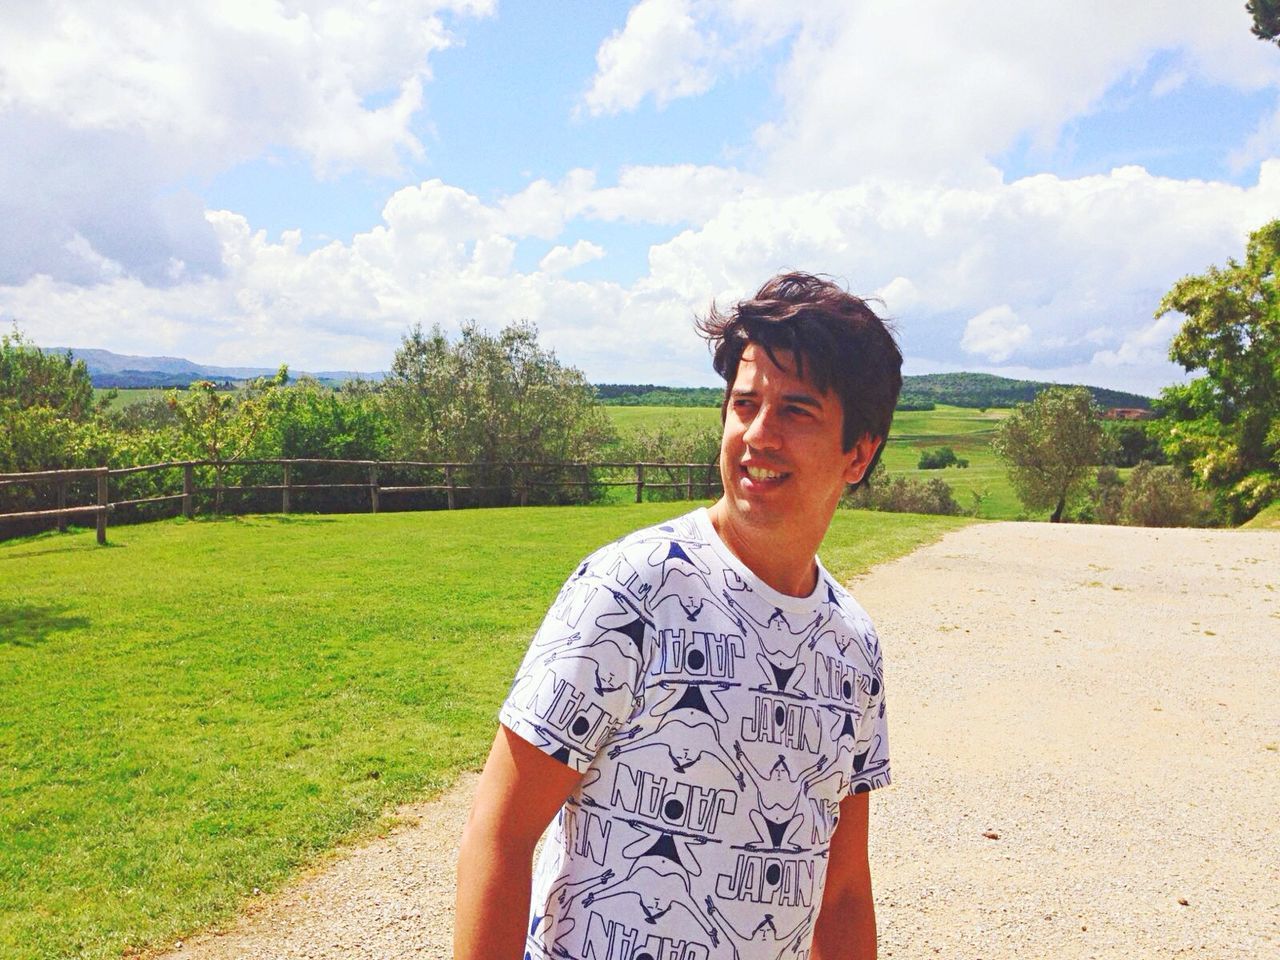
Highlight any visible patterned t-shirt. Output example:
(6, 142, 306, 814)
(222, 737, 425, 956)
(499, 508, 890, 960)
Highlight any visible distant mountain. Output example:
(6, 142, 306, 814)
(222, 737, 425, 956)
(47, 346, 1155, 409)
(46, 347, 384, 388)
(598, 373, 1154, 411)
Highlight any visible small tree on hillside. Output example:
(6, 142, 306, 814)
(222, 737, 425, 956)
(993, 386, 1112, 522)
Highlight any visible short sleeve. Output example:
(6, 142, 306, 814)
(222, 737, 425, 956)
(848, 622, 891, 795)
(499, 554, 650, 772)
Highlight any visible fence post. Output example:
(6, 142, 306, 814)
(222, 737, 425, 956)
(686, 465, 694, 500)
(182, 463, 194, 518)
(282, 462, 291, 514)
(96, 470, 108, 545)
(635, 463, 645, 504)
(56, 479, 68, 533)
(369, 463, 379, 514)
(580, 464, 590, 503)
(445, 464, 456, 510)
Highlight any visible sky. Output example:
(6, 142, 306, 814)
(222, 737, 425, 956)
(2, 1, 1279, 396)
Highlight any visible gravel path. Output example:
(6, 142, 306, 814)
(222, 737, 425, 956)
(157, 522, 1279, 959)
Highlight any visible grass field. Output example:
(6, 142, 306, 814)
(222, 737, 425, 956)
(95, 388, 165, 410)
(878, 406, 1019, 518)
(1242, 501, 1280, 530)
(607, 404, 1023, 518)
(1, 504, 972, 960)
(604, 404, 722, 436)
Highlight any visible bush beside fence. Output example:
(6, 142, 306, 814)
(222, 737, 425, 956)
(0, 458, 722, 544)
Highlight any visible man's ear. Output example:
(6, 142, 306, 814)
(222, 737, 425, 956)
(842, 434, 881, 486)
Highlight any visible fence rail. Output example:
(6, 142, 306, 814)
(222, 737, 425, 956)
(0, 458, 721, 544)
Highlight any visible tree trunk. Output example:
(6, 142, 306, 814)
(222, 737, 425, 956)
(1050, 495, 1065, 523)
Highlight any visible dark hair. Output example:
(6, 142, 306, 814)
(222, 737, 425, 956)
(695, 271, 903, 481)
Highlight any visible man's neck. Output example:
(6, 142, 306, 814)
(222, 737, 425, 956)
(706, 500, 823, 598)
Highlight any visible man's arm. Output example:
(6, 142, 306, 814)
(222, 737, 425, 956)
(454, 724, 583, 960)
(810, 791, 877, 960)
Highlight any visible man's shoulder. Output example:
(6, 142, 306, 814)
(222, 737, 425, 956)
(576, 509, 710, 577)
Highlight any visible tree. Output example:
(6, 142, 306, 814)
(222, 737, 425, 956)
(0, 328, 105, 474)
(992, 386, 1112, 522)
(0, 327, 96, 421)
(1248, 0, 1280, 43)
(1153, 219, 1280, 522)
(381, 321, 615, 504)
(166, 367, 287, 512)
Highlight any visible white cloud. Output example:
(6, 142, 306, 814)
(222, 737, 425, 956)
(0, 1, 491, 175)
(0, 1, 493, 285)
(8, 160, 1279, 394)
(580, 0, 720, 116)
(583, 165, 758, 224)
(578, 2, 1280, 187)
(540, 241, 606, 274)
(961, 305, 1031, 362)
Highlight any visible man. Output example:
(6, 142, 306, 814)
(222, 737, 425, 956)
(455, 272, 903, 960)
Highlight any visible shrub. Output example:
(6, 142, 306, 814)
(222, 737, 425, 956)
(843, 464, 963, 515)
(613, 422, 722, 501)
(1119, 461, 1214, 528)
(1087, 466, 1126, 525)
(917, 446, 969, 469)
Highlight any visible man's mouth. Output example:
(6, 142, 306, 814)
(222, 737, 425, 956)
(743, 464, 787, 482)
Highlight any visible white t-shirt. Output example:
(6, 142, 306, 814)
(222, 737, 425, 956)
(499, 508, 890, 960)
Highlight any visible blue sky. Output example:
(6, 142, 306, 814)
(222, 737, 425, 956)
(2, 1, 1279, 396)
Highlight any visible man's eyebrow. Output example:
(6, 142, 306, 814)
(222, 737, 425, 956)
(729, 387, 824, 408)
(781, 392, 824, 408)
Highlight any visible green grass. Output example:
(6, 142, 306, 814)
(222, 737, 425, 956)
(608, 404, 1023, 518)
(1242, 501, 1280, 530)
(604, 404, 722, 436)
(0, 504, 970, 960)
(878, 405, 1018, 518)
(95, 388, 165, 410)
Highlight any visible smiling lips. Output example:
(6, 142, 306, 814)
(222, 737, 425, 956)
(744, 464, 787, 482)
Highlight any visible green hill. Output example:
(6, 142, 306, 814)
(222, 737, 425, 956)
(898, 372, 1152, 410)
(597, 373, 1153, 411)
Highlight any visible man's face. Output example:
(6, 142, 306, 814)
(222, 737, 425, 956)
(716, 344, 876, 540)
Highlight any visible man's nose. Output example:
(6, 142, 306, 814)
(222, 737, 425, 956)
(743, 404, 782, 450)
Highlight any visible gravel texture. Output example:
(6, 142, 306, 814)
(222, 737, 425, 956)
(156, 522, 1279, 960)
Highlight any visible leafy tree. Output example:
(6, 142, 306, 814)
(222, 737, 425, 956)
(1248, 0, 1279, 43)
(1153, 219, 1280, 522)
(381, 321, 615, 504)
(0, 328, 107, 477)
(1101, 420, 1166, 467)
(166, 367, 287, 511)
(0, 327, 97, 420)
(265, 377, 389, 462)
(917, 446, 968, 469)
(992, 386, 1113, 522)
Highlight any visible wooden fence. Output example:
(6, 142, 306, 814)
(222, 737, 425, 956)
(0, 458, 721, 545)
